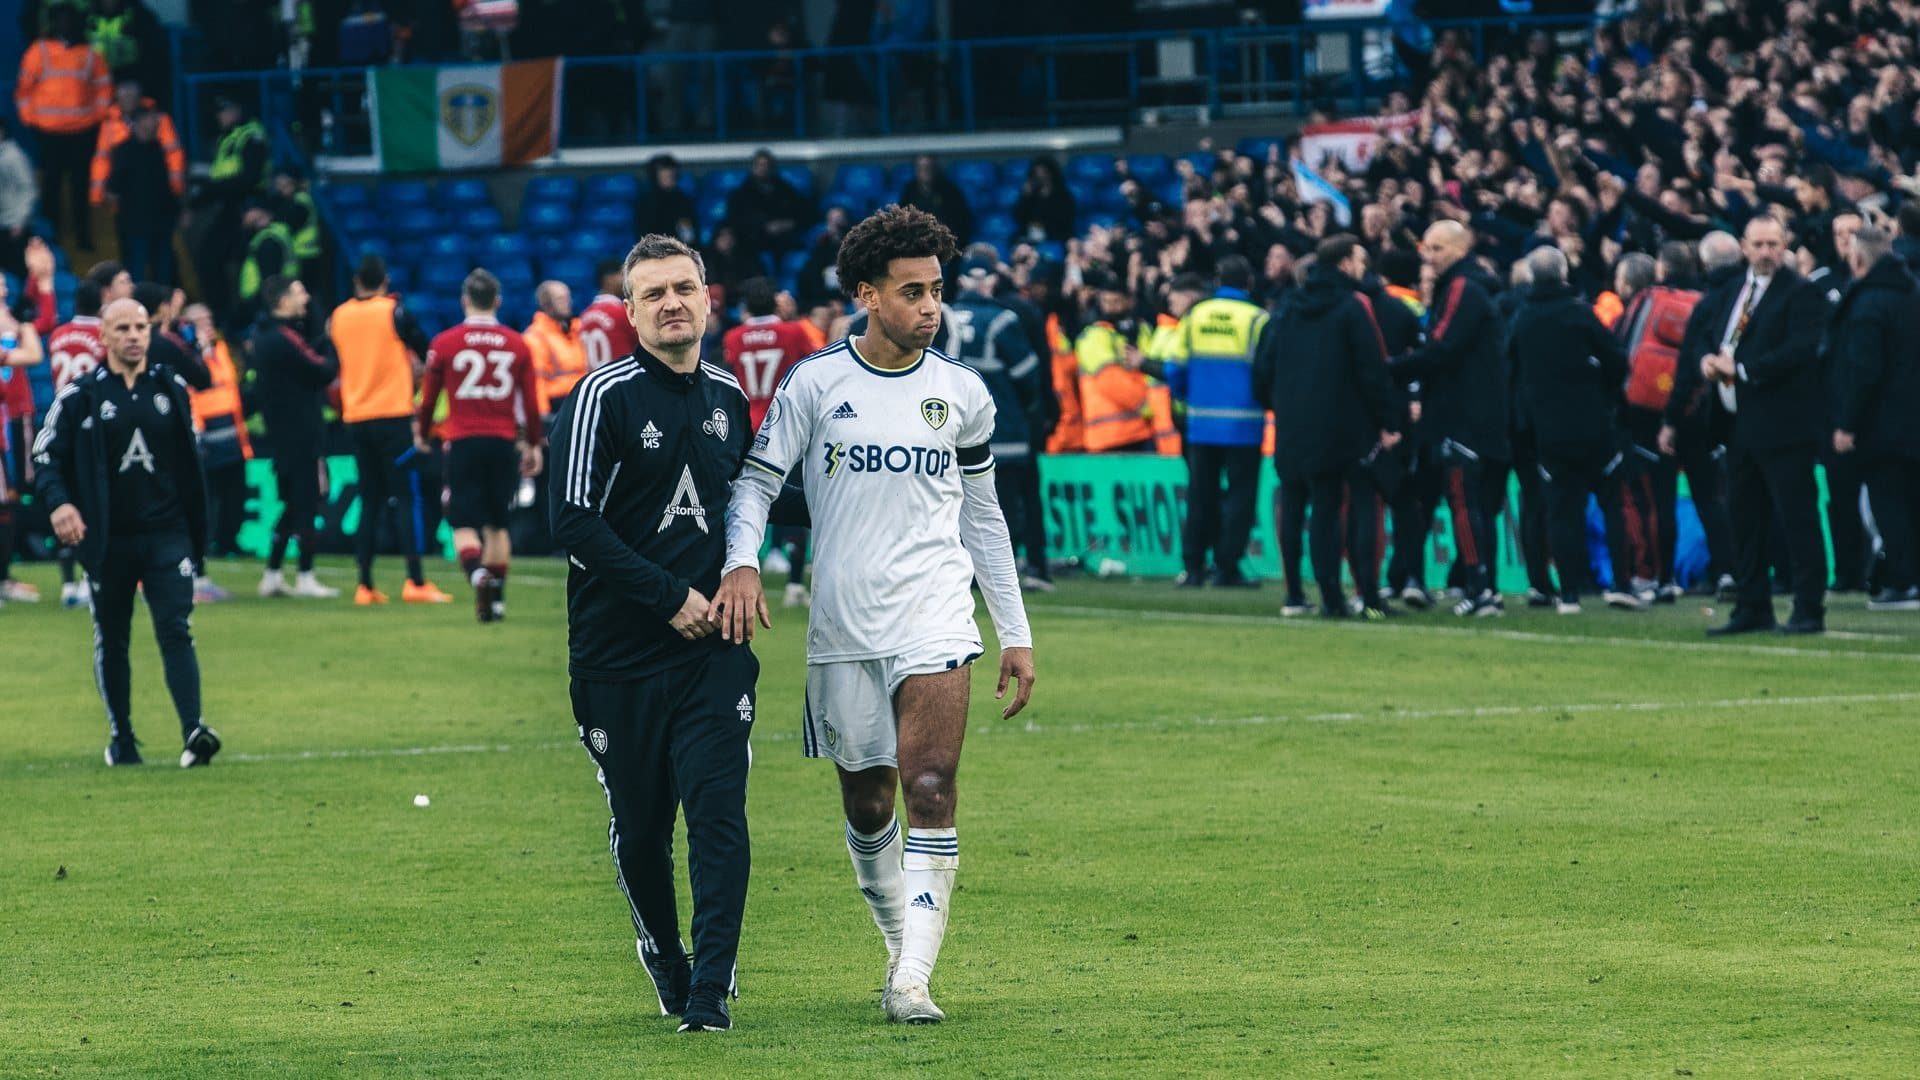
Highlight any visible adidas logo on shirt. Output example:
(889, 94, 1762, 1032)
(640, 421, 662, 449)
(736, 694, 754, 724)
(909, 892, 939, 912)
(830, 401, 859, 420)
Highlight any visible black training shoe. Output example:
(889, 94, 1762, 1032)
(677, 989, 731, 1032)
(639, 940, 692, 1016)
(180, 724, 222, 768)
(104, 733, 143, 766)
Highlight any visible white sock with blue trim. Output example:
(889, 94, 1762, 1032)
(846, 819, 904, 960)
(896, 827, 958, 988)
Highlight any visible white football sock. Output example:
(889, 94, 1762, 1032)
(895, 827, 957, 987)
(846, 819, 904, 959)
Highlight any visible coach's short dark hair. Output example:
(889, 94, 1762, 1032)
(1215, 253, 1254, 291)
(133, 281, 170, 316)
(1167, 272, 1207, 296)
(595, 258, 624, 290)
(740, 276, 778, 318)
(463, 268, 501, 312)
(1314, 235, 1362, 270)
(621, 234, 706, 298)
(834, 204, 958, 298)
(73, 279, 102, 317)
(355, 255, 388, 292)
(260, 275, 298, 312)
(1377, 249, 1420, 288)
(85, 260, 126, 290)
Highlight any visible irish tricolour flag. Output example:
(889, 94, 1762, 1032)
(372, 59, 562, 173)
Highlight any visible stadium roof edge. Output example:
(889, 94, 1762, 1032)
(312, 126, 1125, 178)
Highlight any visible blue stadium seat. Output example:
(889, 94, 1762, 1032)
(1001, 157, 1032, 183)
(340, 208, 382, 236)
(542, 254, 594, 290)
(352, 237, 390, 261)
(778, 250, 811, 278)
(1184, 151, 1220, 176)
(1097, 184, 1133, 214)
(1066, 179, 1101, 211)
(697, 195, 728, 231)
(976, 213, 1015, 245)
(988, 184, 1022, 212)
(533, 232, 571, 259)
(580, 202, 633, 232)
(378, 179, 431, 208)
(1066, 153, 1116, 184)
(702, 168, 748, 197)
(481, 233, 531, 260)
(424, 233, 470, 259)
(522, 201, 575, 234)
(391, 239, 426, 267)
(1075, 212, 1119, 234)
(822, 192, 870, 219)
(419, 260, 469, 293)
(1158, 179, 1186, 208)
(948, 160, 998, 193)
(832, 163, 885, 200)
(524, 175, 579, 204)
(887, 162, 913, 193)
(1034, 241, 1066, 265)
(493, 256, 536, 293)
(1235, 136, 1284, 162)
(388, 207, 442, 237)
(452, 205, 504, 234)
(778, 165, 815, 195)
(438, 178, 491, 207)
(384, 264, 413, 294)
(1123, 154, 1173, 186)
(325, 183, 370, 209)
(565, 229, 614, 259)
(584, 173, 639, 203)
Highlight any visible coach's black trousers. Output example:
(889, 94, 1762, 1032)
(1727, 443, 1827, 620)
(1437, 444, 1497, 597)
(993, 454, 1048, 576)
(349, 418, 426, 589)
(572, 645, 759, 997)
(1539, 448, 1637, 605)
(1305, 463, 1379, 611)
(91, 531, 202, 743)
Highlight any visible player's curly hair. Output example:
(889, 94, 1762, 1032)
(835, 204, 958, 298)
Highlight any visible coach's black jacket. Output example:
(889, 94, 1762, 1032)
(550, 349, 807, 681)
(1701, 267, 1832, 453)
(1391, 258, 1510, 462)
(1256, 265, 1400, 475)
(1664, 262, 1744, 439)
(1827, 255, 1920, 459)
(32, 363, 208, 577)
(1512, 279, 1630, 455)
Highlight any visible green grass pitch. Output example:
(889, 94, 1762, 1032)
(5, 557, 1919, 1077)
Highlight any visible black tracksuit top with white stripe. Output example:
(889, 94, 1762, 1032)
(550, 349, 797, 681)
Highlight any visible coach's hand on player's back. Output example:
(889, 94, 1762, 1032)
(51, 504, 86, 546)
(671, 587, 718, 640)
(997, 647, 1035, 719)
(713, 567, 772, 643)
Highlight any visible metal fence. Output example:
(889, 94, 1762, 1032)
(174, 14, 1614, 166)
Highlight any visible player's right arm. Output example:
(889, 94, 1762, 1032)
(716, 368, 816, 642)
(31, 384, 85, 543)
(413, 340, 445, 452)
(548, 383, 702, 630)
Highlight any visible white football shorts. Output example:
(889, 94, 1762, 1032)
(801, 638, 985, 770)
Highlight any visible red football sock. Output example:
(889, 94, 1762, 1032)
(458, 546, 483, 581)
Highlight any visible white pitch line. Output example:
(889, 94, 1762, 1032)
(1036, 604, 1920, 662)
(18, 690, 1918, 774)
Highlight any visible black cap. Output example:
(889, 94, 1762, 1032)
(958, 252, 998, 278)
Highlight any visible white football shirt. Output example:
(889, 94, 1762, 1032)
(736, 337, 998, 662)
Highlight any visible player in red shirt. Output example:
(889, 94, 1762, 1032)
(0, 268, 47, 606)
(577, 260, 639, 372)
(42, 280, 109, 606)
(415, 269, 544, 623)
(721, 276, 818, 606)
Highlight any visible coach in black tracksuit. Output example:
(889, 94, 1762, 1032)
(548, 237, 807, 1033)
(1827, 230, 1920, 608)
(1511, 248, 1635, 609)
(33, 298, 220, 768)
(1392, 223, 1509, 615)
(250, 278, 339, 586)
(1257, 238, 1402, 616)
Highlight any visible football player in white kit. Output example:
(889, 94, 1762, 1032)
(715, 205, 1036, 1024)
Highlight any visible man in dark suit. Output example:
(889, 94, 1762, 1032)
(1828, 225, 1920, 612)
(1696, 216, 1833, 635)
